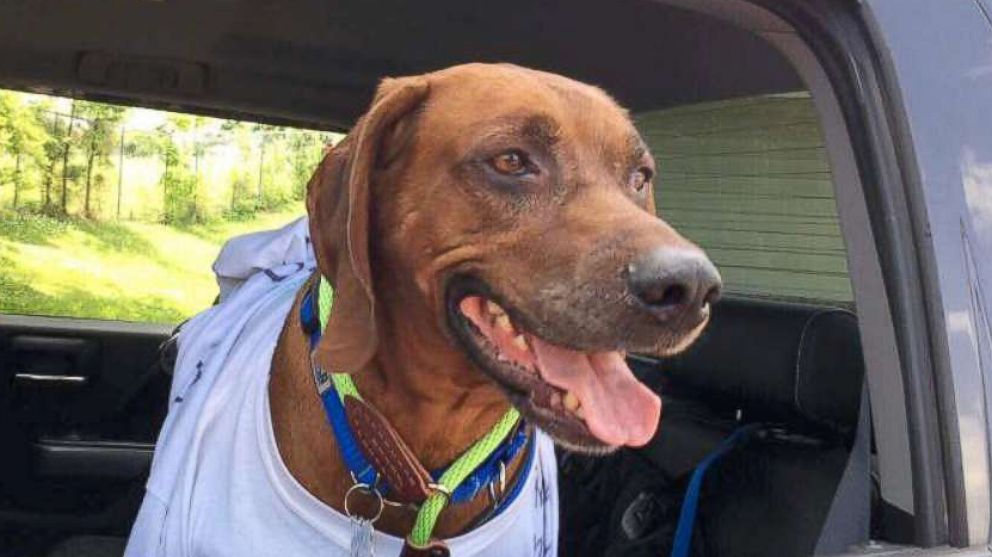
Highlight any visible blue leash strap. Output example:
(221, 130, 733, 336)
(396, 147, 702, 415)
(301, 288, 378, 486)
(670, 423, 761, 557)
(440, 422, 530, 504)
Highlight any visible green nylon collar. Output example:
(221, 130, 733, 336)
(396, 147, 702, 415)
(316, 277, 521, 547)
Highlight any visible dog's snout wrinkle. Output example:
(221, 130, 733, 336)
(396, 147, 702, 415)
(627, 248, 722, 323)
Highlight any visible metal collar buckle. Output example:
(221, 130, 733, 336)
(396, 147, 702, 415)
(344, 483, 385, 524)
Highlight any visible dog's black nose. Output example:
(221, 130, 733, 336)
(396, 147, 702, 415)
(627, 248, 722, 322)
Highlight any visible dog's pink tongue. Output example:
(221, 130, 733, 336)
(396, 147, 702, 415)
(530, 339, 661, 447)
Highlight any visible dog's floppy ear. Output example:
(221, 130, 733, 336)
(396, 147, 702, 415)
(307, 76, 429, 373)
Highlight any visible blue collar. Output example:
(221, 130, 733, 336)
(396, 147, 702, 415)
(299, 283, 534, 511)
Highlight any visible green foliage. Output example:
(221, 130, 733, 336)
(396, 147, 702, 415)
(0, 93, 46, 162)
(0, 92, 50, 207)
(157, 117, 196, 224)
(125, 132, 162, 158)
(76, 101, 128, 216)
(0, 208, 69, 244)
(0, 89, 337, 225)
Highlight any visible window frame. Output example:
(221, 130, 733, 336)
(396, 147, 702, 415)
(660, 0, 982, 550)
(754, 0, 956, 548)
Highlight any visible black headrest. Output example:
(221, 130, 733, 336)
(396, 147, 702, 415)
(657, 298, 866, 433)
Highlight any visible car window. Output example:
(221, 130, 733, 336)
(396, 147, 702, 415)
(635, 92, 853, 305)
(0, 90, 338, 324)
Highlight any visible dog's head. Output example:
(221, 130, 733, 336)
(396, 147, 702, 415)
(308, 63, 720, 454)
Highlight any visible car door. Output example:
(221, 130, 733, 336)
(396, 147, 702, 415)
(0, 314, 171, 553)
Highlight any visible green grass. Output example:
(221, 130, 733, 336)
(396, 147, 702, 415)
(0, 207, 305, 324)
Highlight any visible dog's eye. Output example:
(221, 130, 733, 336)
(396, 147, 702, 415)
(630, 168, 652, 193)
(490, 150, 530, 176)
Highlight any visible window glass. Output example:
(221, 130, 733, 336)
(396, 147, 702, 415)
(635, 92, 853, 304)
(0, 90, 338, 323)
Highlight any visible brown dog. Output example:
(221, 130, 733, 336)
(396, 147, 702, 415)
(269, 63, 720, 539)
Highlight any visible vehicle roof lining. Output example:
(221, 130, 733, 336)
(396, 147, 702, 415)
(0, 0, 803, 129)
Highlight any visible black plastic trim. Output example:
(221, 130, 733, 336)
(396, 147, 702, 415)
(33, 438, 154, 480)
(856, 7, 971, 547)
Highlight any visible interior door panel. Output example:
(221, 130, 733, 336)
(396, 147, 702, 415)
(0, 314, 173, 553)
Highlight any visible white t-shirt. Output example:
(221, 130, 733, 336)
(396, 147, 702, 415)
(124, 218, 559, 557)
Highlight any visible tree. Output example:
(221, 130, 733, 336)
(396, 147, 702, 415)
(0, 92, 47, 209)
(249, 123, 282, 210)
(287, 130, 337, 201)
(59, 100, 77, 215)
(74, 101, 126, 217)
(189, 116, 226, 222)
(157, 114, 197, 224)
(222, 120, 255, 217)
(34, 102, 65, 212)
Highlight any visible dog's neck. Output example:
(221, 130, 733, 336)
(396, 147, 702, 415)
(269, 280, 518, 538)
(365, 280, 512, 462)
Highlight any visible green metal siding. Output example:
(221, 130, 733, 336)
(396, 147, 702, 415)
(635, 93, 853, 304)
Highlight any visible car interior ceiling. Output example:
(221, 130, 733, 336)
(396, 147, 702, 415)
(0, 0, 801, 129)
(0, 1, 886, 556)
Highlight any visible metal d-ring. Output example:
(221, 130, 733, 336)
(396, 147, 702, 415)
(487, 480, 500, 509)
(344, 483, 385, 523)
(498, 461, 507, 494)
(487, 461, 509, 509)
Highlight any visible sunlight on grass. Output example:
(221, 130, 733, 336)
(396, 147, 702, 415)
(0, 207, 305, 324)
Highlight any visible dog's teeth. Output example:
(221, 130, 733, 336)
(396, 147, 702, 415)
(511, 334, 528, 351)
(575, 405, 585, 419)
(495, 313, 513, 332)
(486, 300, 506, 316)
(551, 392, 562, 407)
(563, 391, 580, 411)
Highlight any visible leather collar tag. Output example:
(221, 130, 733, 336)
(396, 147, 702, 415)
(344, 396, 434, 504)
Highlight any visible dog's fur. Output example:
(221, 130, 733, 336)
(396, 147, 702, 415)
(269, 63, 711, 538)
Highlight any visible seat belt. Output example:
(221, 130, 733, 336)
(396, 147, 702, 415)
(669, 423, 761, 557)
(668, 383, 870, 557)
(813, 382, 871, 555)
